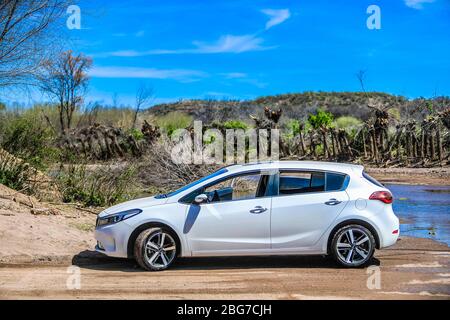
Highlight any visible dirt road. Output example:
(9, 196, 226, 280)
(0, 236, 449, 300)
(1, 180, 449, 300)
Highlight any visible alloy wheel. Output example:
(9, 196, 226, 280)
(144, 231, 177, 269)
(335, 227, 373, 266)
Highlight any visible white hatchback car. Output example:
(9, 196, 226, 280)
(95, 161, 399, 270)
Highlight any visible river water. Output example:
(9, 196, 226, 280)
(387, 184, 450, 246)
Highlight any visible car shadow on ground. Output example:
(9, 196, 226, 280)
(72, 250, 380, 273)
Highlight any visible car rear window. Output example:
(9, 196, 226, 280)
(362, 171, 384, 187)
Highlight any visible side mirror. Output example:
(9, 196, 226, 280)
(194, 193, 208, 204)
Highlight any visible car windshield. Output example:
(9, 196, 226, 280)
(155, 168, 229, 198)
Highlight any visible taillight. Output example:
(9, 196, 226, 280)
(369, 191, 393, 204)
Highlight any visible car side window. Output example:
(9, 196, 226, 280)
(279, 171, 325, 195)
(326, 172, 347, 191)
(180, 172, 269, 204)
(204, 173, 268, 203)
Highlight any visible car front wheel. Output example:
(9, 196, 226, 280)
(134, 227, 177, 271)
(331, 224, 376, 268)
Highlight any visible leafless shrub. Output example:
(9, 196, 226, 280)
(137, 138, 220, 193)
(133, 83, 154, 129)
(54, 162, 138, 207)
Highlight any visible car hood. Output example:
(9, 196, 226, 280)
(98, 196, 168, 218)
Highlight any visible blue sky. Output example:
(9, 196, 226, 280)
(70, 0, 450, 105)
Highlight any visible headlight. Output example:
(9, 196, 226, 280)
(96, 209, 142, 227)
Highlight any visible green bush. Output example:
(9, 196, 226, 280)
(387, 108, 401, 121)
(0, 160, 30, 191)
(155, 112, 193, 136)
(223, 120, 249, 130)
(0, 108, 58, 169)
(286, 119, 301, 136)
(56, 164, 138, 207)
(334, 116, 362, 129)
(128, 127, 144, 141)
(307, 109, 334, 129)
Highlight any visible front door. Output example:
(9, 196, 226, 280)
(185, 171, 272, 255)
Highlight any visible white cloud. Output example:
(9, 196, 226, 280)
(95, 49, 177, 57)
(135, 30, 145, 37)
(102, 50, 142, 57)
(89, 66, 207, 82)
(404, 0, 435, 9)
(261, 9, 291, 30)
(239, 78, 268, 89)
(96, 8, 291, 58)
(220, 72, 248, 79)
(218, 72, 267, 88)
(96, 34, 273, 57)
(192, 34, 269, 53)
(111, 30, 146, 38)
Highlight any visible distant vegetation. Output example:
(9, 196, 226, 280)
(0, 1, 449, 208)
(146, 92, 449, 123)
(1, 91, 449, 207)
(155, 112, 193, 136)
(1, 91, 450, 208)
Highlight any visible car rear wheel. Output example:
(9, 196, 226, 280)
(134, 227, 177, 271)
(331, 224, 375, 268)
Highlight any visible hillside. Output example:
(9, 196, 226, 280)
(146, 92, 450, 124)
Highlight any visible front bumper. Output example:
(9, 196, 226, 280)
(94, 222, 133, 258)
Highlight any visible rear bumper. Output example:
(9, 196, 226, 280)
(377, 210, 400, 248)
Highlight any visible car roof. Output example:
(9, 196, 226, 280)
(224, 160, 363, 175)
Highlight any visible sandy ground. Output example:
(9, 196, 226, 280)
(0, 184, 97, 265)
(0, 166, 449, 300)
(0, 237, 448, 300)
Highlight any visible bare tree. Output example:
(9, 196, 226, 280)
(37, 50, 92, 133)
(355, 70, 367, 93)
(0, 0, 70, 87)
(133, 83, 153, 129)
(111, 92, 119, 108)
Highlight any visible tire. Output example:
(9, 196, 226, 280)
(330, 224, 376, 268)
(134, 227, 178, 271)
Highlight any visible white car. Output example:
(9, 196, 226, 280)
(95, 161, 399, 270)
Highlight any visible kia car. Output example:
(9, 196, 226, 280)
(95, 161, 399, 270)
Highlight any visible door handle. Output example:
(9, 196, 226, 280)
(249, 206, 268, 214)
(324, 198, 342, 206)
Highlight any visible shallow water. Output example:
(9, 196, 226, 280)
(386, 184, 450, 246)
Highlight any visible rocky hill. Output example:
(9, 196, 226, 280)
(146, 92, 450, 124)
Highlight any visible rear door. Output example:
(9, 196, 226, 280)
(270, 170, 349, 249)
